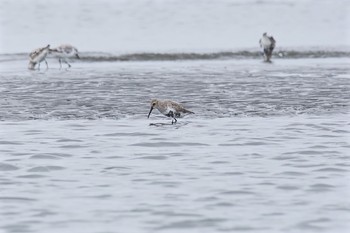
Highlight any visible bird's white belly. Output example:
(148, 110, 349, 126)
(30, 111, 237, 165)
(53, 52, 70, 59)
(261, 37, 272, 48)
(158, 107, 178, 117)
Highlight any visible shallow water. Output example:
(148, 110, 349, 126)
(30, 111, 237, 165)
(0, 58, 349, 120)
(1, 117, 349, 233)
(1, 0, 350, 231)
(1, 58, 350, 233)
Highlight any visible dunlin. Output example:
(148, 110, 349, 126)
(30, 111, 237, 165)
(49, 44, 80, 69)
(28, 44, 50, 70)
(259, 32, 276, 62)
(147, 99, 194, 124)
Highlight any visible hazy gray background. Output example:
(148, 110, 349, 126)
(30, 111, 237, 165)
(0, 0, 349, 53)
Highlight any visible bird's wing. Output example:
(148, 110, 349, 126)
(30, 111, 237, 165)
(57, 45, 75, 54)
(63, 47, 72, 53)
(174, 102, 193, 114)
(183, 108, 194, 114)
(269, 36, 276, 49)
(171, 102, 183, 111)
(29, 48, 42, 59)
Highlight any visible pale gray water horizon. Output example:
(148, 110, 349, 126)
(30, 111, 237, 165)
(1, 0, 349, 54)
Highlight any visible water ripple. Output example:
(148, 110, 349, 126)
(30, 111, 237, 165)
(0, 59, 349, 120)
(0, 163, 19, 171)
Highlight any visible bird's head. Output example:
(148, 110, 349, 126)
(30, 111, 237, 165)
(151, 99, 158, 107)
(148, 99, 158, 118)
(28, 61, 36, 70)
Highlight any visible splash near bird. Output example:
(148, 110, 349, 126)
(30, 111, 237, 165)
(147, 99, 194, 124)
(259, 32, 276, 62)
(28, 44, 50, 70)
(49, 44, 80, 69)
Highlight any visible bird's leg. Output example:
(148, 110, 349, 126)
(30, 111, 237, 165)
(263, 48, 267, 61)
(44, 59, 48, 69)
(59, 58, 62, 69)
(67, 62, 71, 68)
(172, 118, 177, 124)
(64, 59, 71, 68)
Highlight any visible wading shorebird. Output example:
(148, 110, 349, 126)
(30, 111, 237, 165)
(259, 32, 276, 62)
(28, 44, 50, 70)
(49, 44, 80, 69)
(147, 99, 194, 124)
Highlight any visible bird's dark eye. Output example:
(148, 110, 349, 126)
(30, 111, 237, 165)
(152, 103, 156, 106)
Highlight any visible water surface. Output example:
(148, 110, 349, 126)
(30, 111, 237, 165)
(1, 58, 349, 233)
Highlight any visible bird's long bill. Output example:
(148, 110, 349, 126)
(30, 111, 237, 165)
(147, 107, 153, 118)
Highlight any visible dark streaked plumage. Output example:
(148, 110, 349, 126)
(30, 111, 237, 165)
(259, 32, 276, 62)
(147, 99, 194, 124)
(28, 44, 50, 70)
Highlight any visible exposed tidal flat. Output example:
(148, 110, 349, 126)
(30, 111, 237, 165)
(0, 57, 349, 232)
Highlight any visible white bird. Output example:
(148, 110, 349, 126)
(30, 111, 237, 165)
(49, 44, 80, 69)
(259, 32, 276, 62)
(28, 44, 50, 70)
(147, 99, 194, 124)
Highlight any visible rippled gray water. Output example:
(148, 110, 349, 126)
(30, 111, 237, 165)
(0, 58, 350, 233)
(0, 58, 349, 120)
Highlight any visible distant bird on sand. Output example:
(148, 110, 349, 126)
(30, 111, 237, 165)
(147, 99, 194, 124)
(28, 44, 50, 70)
(259, 32, 276, 62)
(49, 44, 80, 69)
